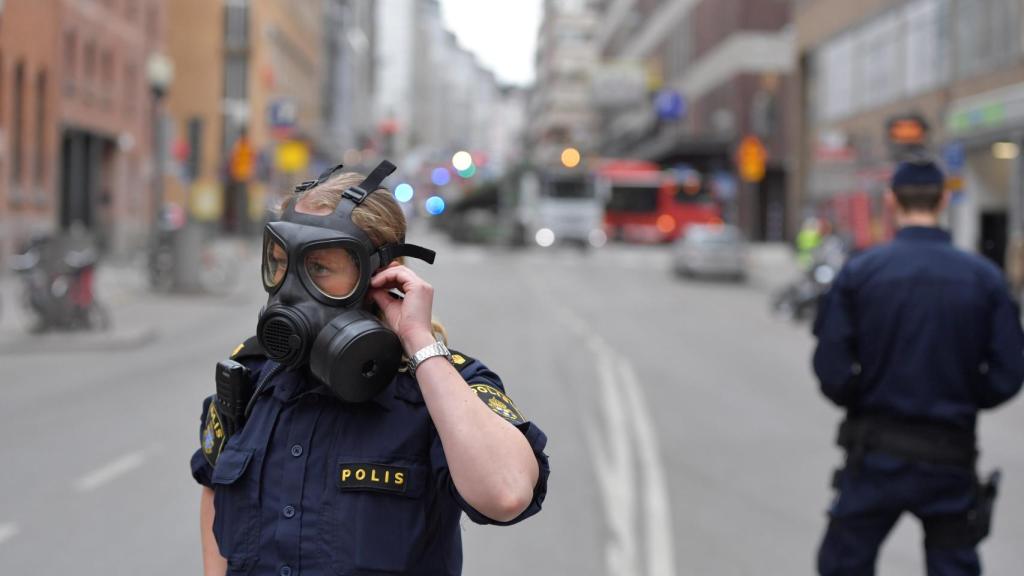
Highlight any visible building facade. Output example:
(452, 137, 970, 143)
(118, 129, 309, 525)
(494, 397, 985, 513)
(165, 0, 374, 235)
(529, 0, 600, 169)
(795, 0, 1024, 274)
(0, 0, 165, 259)
(594, 0, 794, 241)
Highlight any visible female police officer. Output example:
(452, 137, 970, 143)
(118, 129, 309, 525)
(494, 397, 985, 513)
(190, 162, 549, 576)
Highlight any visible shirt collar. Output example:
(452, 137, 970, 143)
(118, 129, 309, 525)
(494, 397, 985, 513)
(895, 226, 951, 244)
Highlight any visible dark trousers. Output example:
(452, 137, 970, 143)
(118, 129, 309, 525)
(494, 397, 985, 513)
(817, 454, 980, 576)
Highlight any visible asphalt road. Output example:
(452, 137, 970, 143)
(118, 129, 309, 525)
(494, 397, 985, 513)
(1, 229, 1022, 575)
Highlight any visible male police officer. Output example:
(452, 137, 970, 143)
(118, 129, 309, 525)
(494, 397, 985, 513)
(814, 158, 1024, 576)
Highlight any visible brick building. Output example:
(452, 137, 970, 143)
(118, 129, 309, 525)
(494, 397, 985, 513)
(0, 0, 165, 260)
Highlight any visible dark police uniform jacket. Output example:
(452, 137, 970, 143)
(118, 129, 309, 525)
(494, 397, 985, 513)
(191, 347, 550, 576)
(814, 226, 1024, 431)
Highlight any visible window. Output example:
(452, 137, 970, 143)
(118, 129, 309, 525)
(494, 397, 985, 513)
(64, 30, 76, 95)
(34, 71, 46, 189)
(125, 0, 138, 22)
(817, 34, 853, 121)
(225, 0, 249, 50)
(123, 63, 137, 119)
(83, 41, 95, 103)
(146, 2, 159, 39)
(905, 0, 949, 95)
(186, 117, 203, 181)
(0, 51, 5, 130)
(545, 178, 592, 199)
(11, 61, 24, 190)
(608, 185, 659, 213)
(224, 54, 248, 101)
(956, 0, 1021, 78)
(101, 50, 114, 108)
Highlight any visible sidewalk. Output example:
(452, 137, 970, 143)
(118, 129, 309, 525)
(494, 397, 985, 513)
(0, 241, 258, 354)
(0, 257, 158, 354)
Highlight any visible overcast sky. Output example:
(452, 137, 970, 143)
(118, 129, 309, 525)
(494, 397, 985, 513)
(438, 0, 543, 86)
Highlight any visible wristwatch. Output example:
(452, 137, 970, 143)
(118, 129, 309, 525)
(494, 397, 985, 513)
(407, 341, 453, 374)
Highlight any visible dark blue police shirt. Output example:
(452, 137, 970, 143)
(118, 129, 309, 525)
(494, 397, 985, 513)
(814, 226, 1024, 430)
(191, 354, 550, 576)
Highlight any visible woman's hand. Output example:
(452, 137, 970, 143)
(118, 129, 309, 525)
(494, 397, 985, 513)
(369, 264, 437, 355)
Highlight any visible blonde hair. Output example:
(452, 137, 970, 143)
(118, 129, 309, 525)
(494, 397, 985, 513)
(285, 172, 449, 345)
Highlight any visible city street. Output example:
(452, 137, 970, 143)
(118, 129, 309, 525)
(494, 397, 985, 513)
(1, 231, 1023, 575)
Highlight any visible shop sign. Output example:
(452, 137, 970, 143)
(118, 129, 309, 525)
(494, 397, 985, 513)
(943, 141, 966, 173)
(275, 140, 310, 174)
(654, 90, 686, 121)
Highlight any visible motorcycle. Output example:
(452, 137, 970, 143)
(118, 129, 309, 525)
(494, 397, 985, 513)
(10, 234, 111, 333)
(772, 236, 848, 323)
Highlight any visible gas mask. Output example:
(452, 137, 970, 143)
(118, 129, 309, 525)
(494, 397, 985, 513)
(256, 161, 436, 402)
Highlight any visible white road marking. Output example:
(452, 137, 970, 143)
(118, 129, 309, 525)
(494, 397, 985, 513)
(619, 358, 677, 576)
(529, 275, 678, 576)
(0, 522, 19, 545)
(585, 346, 639, 575)
(73, 450, 148, 493)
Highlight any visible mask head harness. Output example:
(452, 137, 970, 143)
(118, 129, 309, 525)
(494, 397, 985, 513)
(256, 161, 436, 402)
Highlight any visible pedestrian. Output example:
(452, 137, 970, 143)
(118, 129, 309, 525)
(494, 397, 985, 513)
(813, 158, 1024, 576)
(797, 216, 824, 269)
(190, 161, 550, 576)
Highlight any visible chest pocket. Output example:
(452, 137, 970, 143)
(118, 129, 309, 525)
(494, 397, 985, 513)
(320, 456, 431, 575)
(211, 447, 262, 571)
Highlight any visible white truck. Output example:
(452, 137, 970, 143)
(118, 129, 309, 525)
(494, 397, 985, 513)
(513, 168, 606, 249)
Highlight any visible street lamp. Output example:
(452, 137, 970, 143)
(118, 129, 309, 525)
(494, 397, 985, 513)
(145, 52, 186, 291)
(146, 52, 174, 229)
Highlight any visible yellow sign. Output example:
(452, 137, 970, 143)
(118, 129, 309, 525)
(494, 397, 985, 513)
(736, 135, 767, 183)
(275, 140, 310, 174)
(230, 138, 255, 183)
(190, 180, 223, 222)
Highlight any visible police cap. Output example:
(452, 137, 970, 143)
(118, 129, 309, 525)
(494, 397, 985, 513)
(891, 158, 945, 188)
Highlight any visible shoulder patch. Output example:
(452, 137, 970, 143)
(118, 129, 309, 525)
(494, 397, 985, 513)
(202, 401, 227, 467)
(230, 336, 266, 361)
(469, 382, 526, 426)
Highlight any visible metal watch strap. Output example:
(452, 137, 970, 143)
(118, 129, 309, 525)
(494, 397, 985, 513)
(408, 341, 452, 374)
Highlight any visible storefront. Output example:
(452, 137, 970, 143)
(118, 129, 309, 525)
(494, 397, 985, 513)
(944, 82, 1024, 276)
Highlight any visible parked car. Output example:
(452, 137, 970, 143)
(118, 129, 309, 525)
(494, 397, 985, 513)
(672, 224, 747, 281)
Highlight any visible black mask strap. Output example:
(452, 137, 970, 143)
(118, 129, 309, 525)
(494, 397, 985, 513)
(370, 243, 436, 272)
(342, 160, 396, 206)
(294, 163, 347, 194)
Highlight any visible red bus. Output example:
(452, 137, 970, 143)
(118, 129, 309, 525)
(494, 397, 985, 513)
(596, 159, 721, 243)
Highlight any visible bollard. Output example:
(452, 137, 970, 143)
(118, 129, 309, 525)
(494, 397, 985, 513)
(173, 222, 204, 293)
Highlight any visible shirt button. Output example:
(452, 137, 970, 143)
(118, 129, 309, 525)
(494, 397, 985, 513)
(283, 505, 296, 518)
(280, 566, 292, 576)
(291, 444, 303, 457)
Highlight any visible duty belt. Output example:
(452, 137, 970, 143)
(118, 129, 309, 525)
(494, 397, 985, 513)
(838, 414, 977, 469)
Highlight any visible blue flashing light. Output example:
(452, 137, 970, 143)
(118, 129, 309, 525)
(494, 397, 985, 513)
(425, 196, 446, 215)
(394, 183, 415, 203)
(431, 167, 451, 186)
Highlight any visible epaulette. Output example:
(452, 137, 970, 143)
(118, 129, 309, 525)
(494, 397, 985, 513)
(449, 350, 473, 372)
(230, 336, 266, 361)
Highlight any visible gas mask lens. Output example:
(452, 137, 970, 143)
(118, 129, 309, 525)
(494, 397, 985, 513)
(263, 236, 289, 290)
(304, 246, 361, 299)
